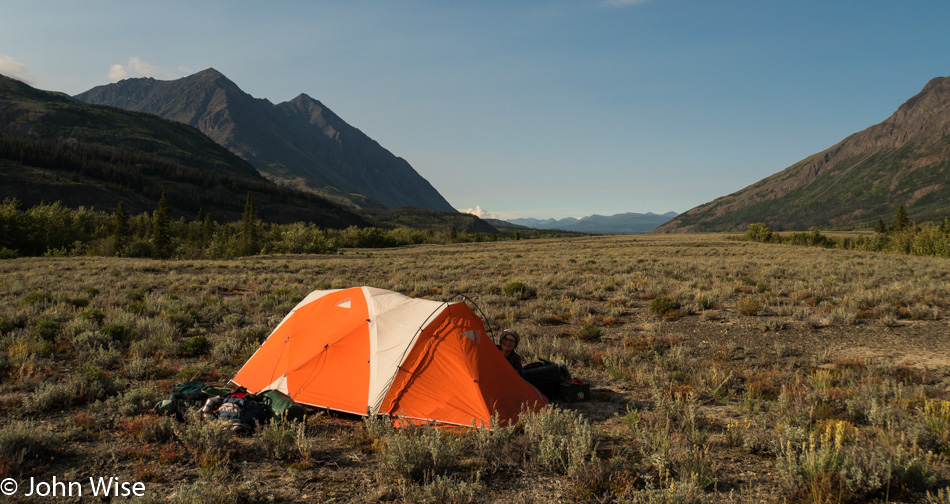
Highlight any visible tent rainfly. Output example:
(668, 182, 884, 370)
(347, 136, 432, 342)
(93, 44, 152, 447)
(230, 287, 547, 427)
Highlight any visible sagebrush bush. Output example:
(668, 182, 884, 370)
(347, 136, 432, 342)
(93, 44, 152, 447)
(112, 385, 160, 416)
(922, 399, 950, 455)
(0, 419, 62, 470)
(23, 364, 115, 412)
(77, 308, 106, 325)
(168, 481, 261, 504)
(693, 292, 717, 310)
(520, 406, 595, 474)
(164, 304, 198, 331)
(173, 410, 236, 463)
(737, 296, 761, 316)
(396, 473, 486, 504)
(381, 423, 464, 483)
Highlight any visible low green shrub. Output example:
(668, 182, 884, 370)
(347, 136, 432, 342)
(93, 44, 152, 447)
(743, 223, 773, 243)
(32, 320, 61, 341)
(503, 281, 537, 300)
(78, 308, 106, 325)
(164, 305, 198, 331)
(576, 324, 602, 341)
(21, 290, 52, 305)
(68, 297, 89, 308)
(180, 334, 211, 357)
(649, 297, 680, 316)
(101, 322, 134, 343)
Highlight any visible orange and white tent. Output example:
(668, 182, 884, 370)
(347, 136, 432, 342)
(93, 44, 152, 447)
(231, 287, 547, 427)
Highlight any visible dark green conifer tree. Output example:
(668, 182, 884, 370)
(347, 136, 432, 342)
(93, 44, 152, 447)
(892, 205, 909, 233)
(875, 218, 886, 234)
(112, 201, 130, 255)
(186, 210, 201, 249)
(240, 192, 259, 256)
(151, 191, 172, 258)
(202, 213, 213, 249)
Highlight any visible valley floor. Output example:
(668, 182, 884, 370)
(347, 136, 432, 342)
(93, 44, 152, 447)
(1, 234, 948, 503)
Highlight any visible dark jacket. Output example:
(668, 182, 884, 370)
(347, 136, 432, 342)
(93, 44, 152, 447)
(498, 346, 523, 377)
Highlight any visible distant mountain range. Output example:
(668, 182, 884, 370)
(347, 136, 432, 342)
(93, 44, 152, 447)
(0, 74, 369, 227)
(658, 76, 950, 232)
(75, 68, 455, 212)
(507, 212, 677, 234)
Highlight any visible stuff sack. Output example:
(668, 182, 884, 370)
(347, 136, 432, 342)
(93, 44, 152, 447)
(260, 390, 307, 422)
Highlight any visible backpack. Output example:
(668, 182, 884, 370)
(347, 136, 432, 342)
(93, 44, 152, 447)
(200, 392, 270, 434)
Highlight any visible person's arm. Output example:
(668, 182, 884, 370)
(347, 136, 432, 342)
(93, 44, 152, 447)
(513, 354, 524, 377)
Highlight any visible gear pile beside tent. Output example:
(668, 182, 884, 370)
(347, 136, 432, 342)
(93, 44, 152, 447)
(230, 286, 548, 427)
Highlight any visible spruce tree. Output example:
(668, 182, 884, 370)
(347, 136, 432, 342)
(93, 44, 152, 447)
(151, 191, 172, 258)
(202, 213, 213, 249)
(240, 192, 259, 256)
(112, 201, 130, 255)
(875, 218, 886, 234)
(188, 208, 204, 248)
(892, 205, 909, 233)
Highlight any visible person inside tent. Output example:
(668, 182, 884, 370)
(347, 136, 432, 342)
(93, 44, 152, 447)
(497, 329, 524, 377)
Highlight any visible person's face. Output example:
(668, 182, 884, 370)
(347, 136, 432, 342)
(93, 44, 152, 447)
(501, 335, 516, 351)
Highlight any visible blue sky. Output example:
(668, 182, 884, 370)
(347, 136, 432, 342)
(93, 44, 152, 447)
(2, 1, 948, 219)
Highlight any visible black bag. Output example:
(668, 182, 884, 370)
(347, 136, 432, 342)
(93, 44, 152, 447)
(523, 360, 563, 400)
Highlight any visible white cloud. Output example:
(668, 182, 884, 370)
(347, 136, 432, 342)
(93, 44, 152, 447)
(108, 64, 128, 81)
(0, 55, 34, 85)
(458, 205, 500, 220)
(108, 57, 175, 82)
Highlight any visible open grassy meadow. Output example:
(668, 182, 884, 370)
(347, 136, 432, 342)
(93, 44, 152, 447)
(1, 234, 948, 503)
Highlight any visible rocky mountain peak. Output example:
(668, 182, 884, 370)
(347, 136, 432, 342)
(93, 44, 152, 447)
(74, 69, 456, 212)
(886, 76, 950, 136)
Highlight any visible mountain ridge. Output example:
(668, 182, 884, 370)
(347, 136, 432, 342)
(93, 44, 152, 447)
(75, 69, 456, 212)
(657, 76, 950, 232)
(508, 211, 677, 234)
(0, 73, 367, 228)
